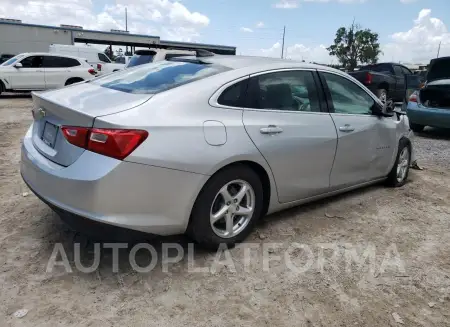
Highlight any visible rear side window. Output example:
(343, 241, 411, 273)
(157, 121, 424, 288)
(93, 61, 229, 94)
(43, 56, 80, 68)
(218, 79, 249, 107)
(247, 70, 321, 112)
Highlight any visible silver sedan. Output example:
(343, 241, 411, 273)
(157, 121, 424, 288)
(21, 54, 414, 248)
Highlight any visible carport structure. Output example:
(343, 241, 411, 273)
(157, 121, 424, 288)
(0, 20, 237, 56)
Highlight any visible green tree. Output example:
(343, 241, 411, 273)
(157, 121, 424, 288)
(327, 21, 381, 71)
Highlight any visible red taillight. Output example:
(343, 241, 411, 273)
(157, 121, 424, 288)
(61, 127, 148, 160)
(409, 92, 418, 103)
(61, 126, 89, 148)
(88, 129, 148, 160)
(365, 72, 373, 85)
(97, 63, 102, 71)
(88, 68, 96, 75)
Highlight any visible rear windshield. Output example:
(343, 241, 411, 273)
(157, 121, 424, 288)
(93, 61, 229, 94)
(427, 58, 450, 81)
(127, 54, 154, 68)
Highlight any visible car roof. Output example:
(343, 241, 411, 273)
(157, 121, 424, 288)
(17, 52, 84, 61)
(177, 55, 343, 74)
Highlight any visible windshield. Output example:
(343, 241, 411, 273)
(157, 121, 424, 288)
(1, 55, 24, 66)
(92, 60, 229, 94)
(427, 58, 450, 81)
(127, 54, 154, 68)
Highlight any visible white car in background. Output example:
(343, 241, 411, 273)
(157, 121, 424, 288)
(49, 44, 124, 75)
(0, 53, 97, 94)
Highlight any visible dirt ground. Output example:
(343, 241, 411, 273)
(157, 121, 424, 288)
(0, 94, 449, 327)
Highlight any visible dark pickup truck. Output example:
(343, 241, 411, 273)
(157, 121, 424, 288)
(349, 63, 414, 103)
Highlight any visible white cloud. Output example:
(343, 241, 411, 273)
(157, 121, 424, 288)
(254, 42, 333, 63)
(302, 0, 366, 2)
(240, 27, 254, 33)
(382, 9, 450, 63)
(256, 21, 265, 28)
(273, 0, 299, 9)
(0, 0, 210, 41)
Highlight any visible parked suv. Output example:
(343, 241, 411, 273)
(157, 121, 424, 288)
(49, 44, 124, 75)
(0, 53, 96, 94)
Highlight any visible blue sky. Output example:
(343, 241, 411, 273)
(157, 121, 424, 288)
(2, 0, 450, 64)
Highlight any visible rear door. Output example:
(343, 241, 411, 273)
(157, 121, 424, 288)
(10, 55, 45, 90)
(319, 71, 397, 188)
(241, 69, 338, 203)
(43, 56, 81, 89)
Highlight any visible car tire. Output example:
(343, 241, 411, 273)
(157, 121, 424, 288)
(377, 88, 388, 105)
(386, 138, 411, 187)
(188, 164, 264, 250)
(410, 123, 425, 133)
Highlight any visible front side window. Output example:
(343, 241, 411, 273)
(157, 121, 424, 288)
(393, 65, 404, 76)
(1, 55, 24, 66)
(322, 72, 375, 115)
(92, 61, 229, 94)
(20, 56, 43, 68)
(98, 53, 111, 63)
(247, 70, 321, 112)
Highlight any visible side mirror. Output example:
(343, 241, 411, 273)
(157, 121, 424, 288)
(14, 63, 23, 68)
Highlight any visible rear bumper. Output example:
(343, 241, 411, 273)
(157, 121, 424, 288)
(20, 125, 208, 236)
(407, 102, 450, 128)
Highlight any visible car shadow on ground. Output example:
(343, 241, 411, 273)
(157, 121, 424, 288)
(415, 127, 450, 140)
(37, 180, 385, 282)
(1, 93, 32, 99)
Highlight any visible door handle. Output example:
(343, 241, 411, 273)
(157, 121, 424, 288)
(260, 125, 283, 134)
(36, 70, 44, 72)
(339, 124, 355, 132)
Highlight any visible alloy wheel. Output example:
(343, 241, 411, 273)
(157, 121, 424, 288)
(396, 147, 410, 183)
(210, 179, 255, 239)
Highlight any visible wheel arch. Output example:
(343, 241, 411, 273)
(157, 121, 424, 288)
(192, 159, 275, 221)
(65, 77, 84, 86)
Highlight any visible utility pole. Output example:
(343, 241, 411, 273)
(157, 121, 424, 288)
(437, 41, 441, 58)
(125, 7, 128, 55)
(281, 26, 286, 59)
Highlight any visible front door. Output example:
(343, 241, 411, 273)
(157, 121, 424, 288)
(242, 70, 338, 203)
(319, 72, 397, 189)
(10, 55, 45, 90)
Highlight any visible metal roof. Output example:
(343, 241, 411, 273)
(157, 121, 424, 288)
(0, 20, 159, 39)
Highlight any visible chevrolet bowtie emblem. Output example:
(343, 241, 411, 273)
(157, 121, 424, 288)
(37, 108, 46, 119)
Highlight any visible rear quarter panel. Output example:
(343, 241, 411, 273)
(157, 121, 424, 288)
(92, 72, 273, 177)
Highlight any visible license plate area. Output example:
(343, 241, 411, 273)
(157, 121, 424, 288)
(41, 122, 58, 148)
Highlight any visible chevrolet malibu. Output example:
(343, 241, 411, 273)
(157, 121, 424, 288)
(21, 54, 414, 248)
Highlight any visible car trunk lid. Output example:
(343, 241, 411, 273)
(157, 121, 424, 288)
(31, 83, 152, 166)
(419, 79, 450, 109)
